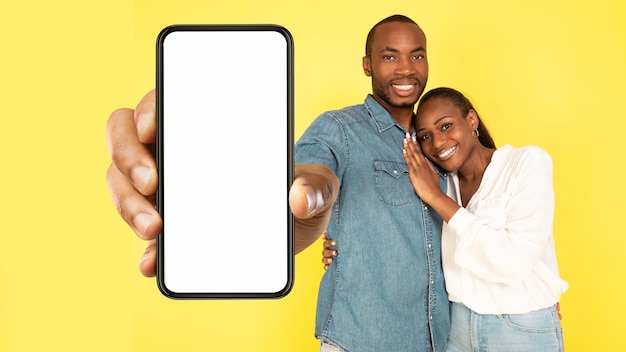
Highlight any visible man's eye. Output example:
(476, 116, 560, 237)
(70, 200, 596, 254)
(383, 55, 395, 60)
(412, 54, 424, 60)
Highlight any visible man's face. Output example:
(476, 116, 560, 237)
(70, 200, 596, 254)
(363, 22, 429, 111)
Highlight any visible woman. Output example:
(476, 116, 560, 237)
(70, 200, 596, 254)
(323, 87, 568, 351)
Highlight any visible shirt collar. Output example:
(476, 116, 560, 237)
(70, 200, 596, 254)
(364, 94, 410, 134)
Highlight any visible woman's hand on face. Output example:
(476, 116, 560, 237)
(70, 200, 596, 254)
(402, 133, 442, 204)
(321, 234, 337, 271)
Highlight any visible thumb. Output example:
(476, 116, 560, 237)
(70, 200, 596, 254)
(289, 165, 339, 219)
(289, 178, 330, 219)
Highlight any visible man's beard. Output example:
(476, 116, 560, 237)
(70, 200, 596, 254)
(372, 76, 422, 108)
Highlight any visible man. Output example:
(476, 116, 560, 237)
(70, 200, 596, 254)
(106, 14, 450, 352)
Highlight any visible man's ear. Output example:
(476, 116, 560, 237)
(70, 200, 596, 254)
(362, 56, 372, 77)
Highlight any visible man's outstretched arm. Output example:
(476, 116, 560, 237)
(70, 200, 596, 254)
(290, 164, 339, 254)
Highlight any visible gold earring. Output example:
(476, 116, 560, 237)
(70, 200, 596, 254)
(472, 129, 480, 138)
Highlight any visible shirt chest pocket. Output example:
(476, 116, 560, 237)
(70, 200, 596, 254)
(373, 160, 415, 206)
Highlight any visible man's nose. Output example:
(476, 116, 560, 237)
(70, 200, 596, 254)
(395, 57, 415, 75)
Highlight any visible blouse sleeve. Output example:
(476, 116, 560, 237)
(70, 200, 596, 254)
(446, 147, 555, 285)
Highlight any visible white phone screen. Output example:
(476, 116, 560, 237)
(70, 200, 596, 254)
(156, 25, 293, 298)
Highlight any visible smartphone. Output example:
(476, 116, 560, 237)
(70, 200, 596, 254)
(156, 25, 294, 299)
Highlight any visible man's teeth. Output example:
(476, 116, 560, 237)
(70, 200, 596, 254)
(393, 84, 413, 91)
(438, 146, 457, 158)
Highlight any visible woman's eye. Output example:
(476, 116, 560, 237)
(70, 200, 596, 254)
(419, 133, 430, 141)
(441, 123, 452, 131)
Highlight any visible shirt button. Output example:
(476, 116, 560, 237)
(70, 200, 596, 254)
(424, 205, 428, 210)
(393, 170, 398, 175)
(431, 280, 434, 285)
(429, 316, 433, 320)
(427, 243, 432, 249)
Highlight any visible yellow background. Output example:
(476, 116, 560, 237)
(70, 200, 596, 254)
(1, 0, 624, 351)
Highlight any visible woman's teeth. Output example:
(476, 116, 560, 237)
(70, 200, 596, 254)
(438, 146, 457, 159)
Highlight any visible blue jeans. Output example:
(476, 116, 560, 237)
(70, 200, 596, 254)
(446, 302, 564, 352)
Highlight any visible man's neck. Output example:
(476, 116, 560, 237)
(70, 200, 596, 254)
(388, 106, 415, 132)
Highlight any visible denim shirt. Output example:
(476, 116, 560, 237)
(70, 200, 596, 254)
(296, 95, 450, 352)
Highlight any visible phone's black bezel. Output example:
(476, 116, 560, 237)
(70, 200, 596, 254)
(155, 24, 294, 299)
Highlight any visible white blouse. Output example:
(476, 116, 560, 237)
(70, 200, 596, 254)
(443, 144, 568, 314)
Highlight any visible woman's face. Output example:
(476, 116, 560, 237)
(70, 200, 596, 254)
(415, 98, 477, 171)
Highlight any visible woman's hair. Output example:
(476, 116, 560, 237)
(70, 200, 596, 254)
(417, 87, 496, 149)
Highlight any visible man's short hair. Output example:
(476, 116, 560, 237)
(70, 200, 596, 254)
(365, 14, 418, 58)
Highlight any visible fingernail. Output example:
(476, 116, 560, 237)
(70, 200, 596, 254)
(133, 213, 154, 238)
(303, 184, 326, 215)
(131, 166, 151, 192)
(137, 112, 150, 136)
